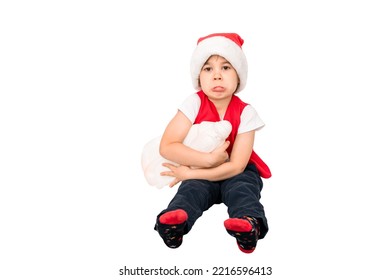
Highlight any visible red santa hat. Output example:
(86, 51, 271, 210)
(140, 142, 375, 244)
(190, 33, 248, 93)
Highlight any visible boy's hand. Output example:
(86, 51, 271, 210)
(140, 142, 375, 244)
(161, 163, 191, 187)
(208, 141, 230, 167)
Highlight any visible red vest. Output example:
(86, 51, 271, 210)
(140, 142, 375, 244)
(194, 91, 271, 178)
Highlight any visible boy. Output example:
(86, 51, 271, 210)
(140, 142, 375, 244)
(155, 33, 271, 253)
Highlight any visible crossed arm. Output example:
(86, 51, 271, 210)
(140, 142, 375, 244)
(159, 110, 255, 187)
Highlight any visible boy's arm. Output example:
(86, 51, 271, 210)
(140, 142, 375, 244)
(162, 130, 255, 186)
(159, 110, 229, 168)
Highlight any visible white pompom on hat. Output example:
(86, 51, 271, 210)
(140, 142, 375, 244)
(190, 33, 248, 93)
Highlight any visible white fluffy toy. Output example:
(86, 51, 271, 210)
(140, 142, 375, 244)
(141, 120, 232, 188)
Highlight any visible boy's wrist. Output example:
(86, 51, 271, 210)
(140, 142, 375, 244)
(205, 153, 217, 168)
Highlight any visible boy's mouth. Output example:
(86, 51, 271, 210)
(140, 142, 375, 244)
(212, 86, 225, 92)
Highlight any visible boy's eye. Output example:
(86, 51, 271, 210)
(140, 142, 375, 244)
(203, 66, 212, 71)
(222, 65, 231, 70)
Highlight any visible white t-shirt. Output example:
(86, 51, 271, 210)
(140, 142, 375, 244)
(178, 93, 265, 134)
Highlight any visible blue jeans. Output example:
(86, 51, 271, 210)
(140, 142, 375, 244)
(156, 164, 268, 239)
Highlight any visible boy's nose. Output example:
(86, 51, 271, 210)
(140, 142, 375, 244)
(213, 72, 222, 80)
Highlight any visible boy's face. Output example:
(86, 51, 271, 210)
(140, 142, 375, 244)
(199, 55, 239, 101)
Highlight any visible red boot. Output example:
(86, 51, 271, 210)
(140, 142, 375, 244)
(156, 209, 188, 249)
(224, 216, 261, 253)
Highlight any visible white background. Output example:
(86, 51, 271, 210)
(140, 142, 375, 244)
(1, 1, 389, 279)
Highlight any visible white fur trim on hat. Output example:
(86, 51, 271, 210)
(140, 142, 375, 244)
(190, 34, 248, 93)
